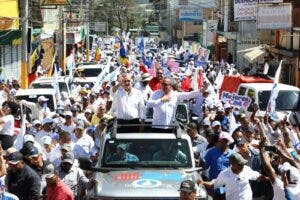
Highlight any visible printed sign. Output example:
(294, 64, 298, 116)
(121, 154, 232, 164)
(167, 61, 180, 73)
(257, 4, 292, 29)
(195, 48, 210, 67)
(234, 0, 258, 21)
(132, 179, 162, 188)
(114, 172, 140, 181)
(179, 9, 203, 21)
(221, 91, 252, 108)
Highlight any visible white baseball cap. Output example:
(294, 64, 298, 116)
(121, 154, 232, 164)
(24, 134, 35, 143)
(32, 120, 41, 126)
(38, 96, 49, 102)
(212, 121, 221, 128)
(42, 118, 53, 125)
(42, 136, 52, 145)
(218, 132, 234, 144)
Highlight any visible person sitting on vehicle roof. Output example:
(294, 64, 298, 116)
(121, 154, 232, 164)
(108, 143, 139, 163)
(20, 96, 51, 121)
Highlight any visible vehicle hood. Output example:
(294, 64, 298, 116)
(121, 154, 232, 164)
(94, 169, 206, 198)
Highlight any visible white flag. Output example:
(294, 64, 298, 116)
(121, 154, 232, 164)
(266, 60, 282, 115)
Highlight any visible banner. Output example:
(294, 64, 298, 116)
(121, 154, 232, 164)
(234, 0, 258, 21)
(221, 91, 252, 108)
(195, 48, 210, 67)
(257, 4, 292, 29)
(259, 0, 283, 3)
(167, 61, 180, 73)
(179, 9, 203, 21)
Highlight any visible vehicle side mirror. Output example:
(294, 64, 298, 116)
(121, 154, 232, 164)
(79, 157, 92, 171)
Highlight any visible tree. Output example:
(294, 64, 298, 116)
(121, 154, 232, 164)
(100, 0, 135, 33)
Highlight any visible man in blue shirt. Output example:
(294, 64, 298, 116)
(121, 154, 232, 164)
(204, 132, 234, 199)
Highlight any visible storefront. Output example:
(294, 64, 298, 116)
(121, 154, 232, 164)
(0, 30, 22, 81)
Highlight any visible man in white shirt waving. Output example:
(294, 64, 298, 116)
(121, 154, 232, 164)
(147, 77, 201, 130)
(111, 73, 146, 132)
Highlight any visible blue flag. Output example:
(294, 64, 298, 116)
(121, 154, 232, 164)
(138, 37, 145, 54)
(142, 53, 147, 66)
(119, 40, 126, 58)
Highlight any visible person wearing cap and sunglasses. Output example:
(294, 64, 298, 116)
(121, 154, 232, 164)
(204, 132, 235, 199)
(61, 111, 76, 135)
(72, 121, 95, 160)
(178, 180, 197, 200)
(43, 163, 74, 200)
(6, 152, 41, 200)
(35, 118, 54, 146)
(134, 72, 153, 102)
(58, 152, 96, 199)
(20, 95, 51, 121)
(199, 153, 266, 200)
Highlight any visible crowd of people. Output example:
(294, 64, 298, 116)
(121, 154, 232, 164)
(0, 38, 297, 200)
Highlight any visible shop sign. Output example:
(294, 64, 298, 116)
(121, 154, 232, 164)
(257, 4, 292, 29)
(234, 0, 258, 21)
(179, 9, 203, 21)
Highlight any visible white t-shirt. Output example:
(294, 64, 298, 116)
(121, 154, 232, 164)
(272, 177, 286, 200)
(1, 115, 14, 136)
(213, 166, 260, 200)
(61, 123, 75, 134)
(272, 177, 300, 200)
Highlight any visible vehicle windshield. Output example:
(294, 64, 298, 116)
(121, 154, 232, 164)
(31, 82, 69, 93)
(74, 68, 102, 77)
(102, 139, 192, 168)
(258, 90, 300, 111)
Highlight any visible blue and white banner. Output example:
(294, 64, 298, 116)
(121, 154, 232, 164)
(179, 9, 203, 21)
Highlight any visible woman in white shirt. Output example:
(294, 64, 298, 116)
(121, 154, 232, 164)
(0, 101, 19, 150)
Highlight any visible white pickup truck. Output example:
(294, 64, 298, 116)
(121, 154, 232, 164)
(220, 75, 300, 123)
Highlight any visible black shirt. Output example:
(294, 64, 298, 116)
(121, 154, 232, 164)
(7, 165, 41, 200)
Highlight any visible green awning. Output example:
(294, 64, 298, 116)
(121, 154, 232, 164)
(0, 30, 21, 45)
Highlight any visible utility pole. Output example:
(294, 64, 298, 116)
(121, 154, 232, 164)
(21, 0, 28, 88)
(86, 0, 90, 62)
(58, 7, 66, 73)
(86, 23, 90, 62)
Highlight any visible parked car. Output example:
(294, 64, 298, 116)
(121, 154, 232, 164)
(29, 76, 71, 96)
(72, 62, 104, 88)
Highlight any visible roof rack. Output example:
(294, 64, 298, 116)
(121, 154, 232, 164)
(105, 118, 185, 139)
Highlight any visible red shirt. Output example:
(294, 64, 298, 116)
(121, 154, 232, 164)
(149, 77, 162, 91)
(47, 180, 74, 200)
(139, 65, 148, 73)
(181, 76, 192, 92)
